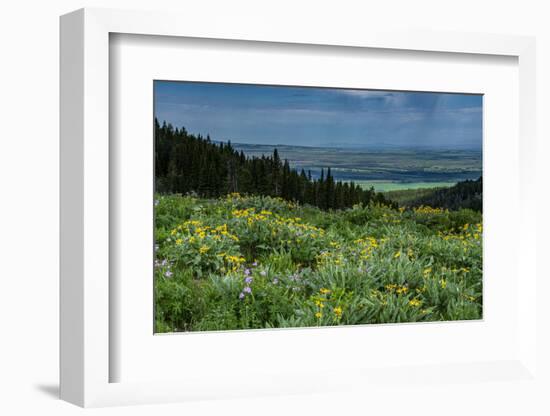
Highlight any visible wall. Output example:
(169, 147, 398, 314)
(0, 1, 548, 415)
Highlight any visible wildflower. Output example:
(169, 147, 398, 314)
(333, 306, 343, 318)
(319, 288, 331, 295)
(439, 279, 447, 289)
(244, 268, 251, 276)
(243, 286, 252, 294)
(396, 286, 409, 295)
(199, 245, 209, 254)
(315, 312, 323, 319)
(244, 276, 253, 285)
(239, 292, 245, 300)
(394, 251, 401, 259)
(252, 261, 258, 267)
(408, 299, 422, 307)
(272, 278, 279, 285)
(164, 270, 173, 278)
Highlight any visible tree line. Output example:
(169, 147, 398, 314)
(410, 177, 482, 212)
(155, 119, 397, 210)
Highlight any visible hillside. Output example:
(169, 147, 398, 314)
(155, 193, 483, 332)
(384, 177, 482, 212)
(409, 177, 482, 211)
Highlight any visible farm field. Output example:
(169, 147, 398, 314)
(154, 193, 482, 332)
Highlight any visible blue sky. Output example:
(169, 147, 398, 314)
(154, 81, 482, 150)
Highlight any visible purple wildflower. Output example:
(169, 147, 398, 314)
(243, 286, 252, 294)
(289, 273, 299, 281)
(164, 270, 173, 278)
(239, 292, 245, 300)
(244, 268, 251, 276)
(252, 261, 258, 267)
(245, 276, 253, 284)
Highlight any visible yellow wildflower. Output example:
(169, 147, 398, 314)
(333, 306, 343, 317)
(408, 298, 422, 307)
(396, 286, 409, 295)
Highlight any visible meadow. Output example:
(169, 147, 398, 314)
(154, 193, 482, 332)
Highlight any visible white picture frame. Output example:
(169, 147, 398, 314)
(60, 7, 539, 408)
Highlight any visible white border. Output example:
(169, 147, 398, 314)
(60, 8, 538, 407)
(112, 33, 518, 384)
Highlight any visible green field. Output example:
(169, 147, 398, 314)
(355, 180, 455, 192)
(155, 193, 483, 332)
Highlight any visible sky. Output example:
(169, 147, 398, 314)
(154, 81, 483, 150)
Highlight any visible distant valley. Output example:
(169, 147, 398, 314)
(231, 142, 482, 192)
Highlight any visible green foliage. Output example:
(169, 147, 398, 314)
(404, 177, 483, 212)
(154, 193, 482, 332)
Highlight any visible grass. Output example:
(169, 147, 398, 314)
(154, 193, 482, 333)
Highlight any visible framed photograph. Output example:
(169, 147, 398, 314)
(152, 80, 484, 334)
(60, 8, 539, 408)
